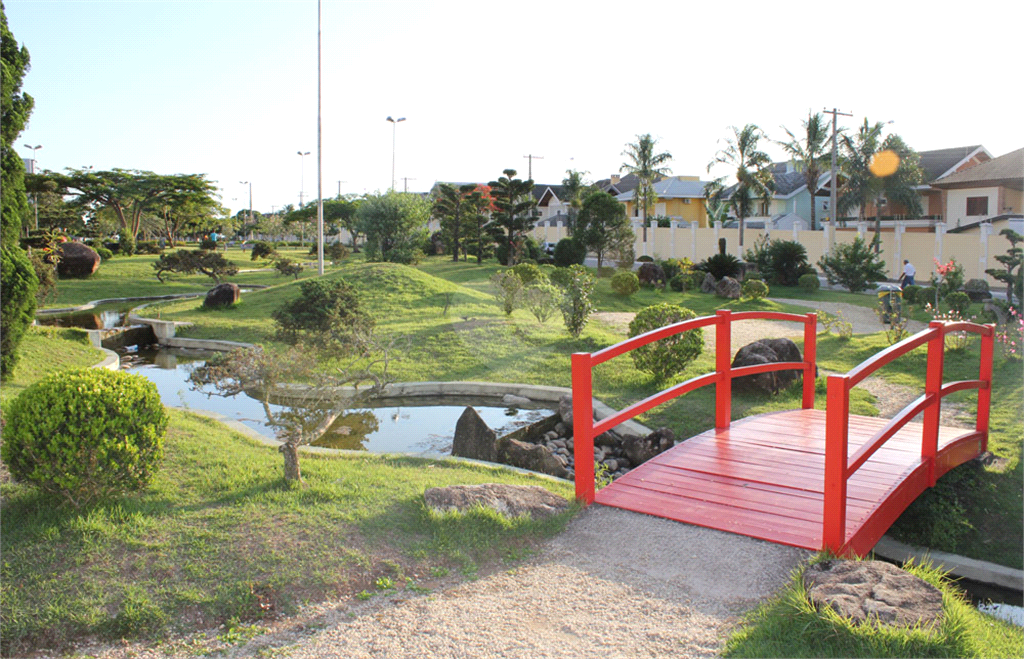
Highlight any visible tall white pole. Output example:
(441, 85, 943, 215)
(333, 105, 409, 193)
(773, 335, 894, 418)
(316, 0, 324, 275)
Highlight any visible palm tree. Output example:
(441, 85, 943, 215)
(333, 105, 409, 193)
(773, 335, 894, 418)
(621, 134, 672, 228)
(838, 119, 886, 224)
(708, 124, 775, 247)
(777, 112, 830, 231)
(561, 169, 589, 234)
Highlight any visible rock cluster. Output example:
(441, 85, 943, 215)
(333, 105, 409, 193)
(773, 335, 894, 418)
(715, 276, 741, 299)
(56, 241, 100, 278)
(451, 395, 677, 481)
(732, 338, 805, 394)
(637, 262, 666, 288)
(803, 560, 944, 627)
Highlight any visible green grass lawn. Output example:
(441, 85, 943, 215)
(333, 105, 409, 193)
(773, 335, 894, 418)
(723, 558, 1023, 658)
(0, 327, 106, 404)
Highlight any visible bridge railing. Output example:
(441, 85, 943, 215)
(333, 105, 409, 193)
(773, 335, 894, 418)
(823, 320, 994, 553)
(571, 308, 818, 503)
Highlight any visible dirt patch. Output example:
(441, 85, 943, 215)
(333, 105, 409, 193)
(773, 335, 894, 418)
(773, 298, 928, 336)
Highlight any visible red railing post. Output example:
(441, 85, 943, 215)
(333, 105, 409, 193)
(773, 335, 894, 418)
(923, 321, 945, 487)
(715, 309, 732, 429)
(977, 324, 994, 453)
(824, 374, 850, 554)
(802, 312, 817, 409)
(571, 352, 595, 504)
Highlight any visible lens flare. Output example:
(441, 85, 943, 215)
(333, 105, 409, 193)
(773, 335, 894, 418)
(869, 150, 900, 177)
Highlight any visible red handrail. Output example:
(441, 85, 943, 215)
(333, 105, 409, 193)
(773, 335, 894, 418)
(572, 309, 818, 503)
(822, 320, 994, 553)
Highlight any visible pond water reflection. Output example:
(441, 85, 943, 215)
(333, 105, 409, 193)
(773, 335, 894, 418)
(125, 346, 550, 456)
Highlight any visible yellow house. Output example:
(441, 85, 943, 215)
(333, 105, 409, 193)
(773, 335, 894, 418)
(615, 176, 712, 227)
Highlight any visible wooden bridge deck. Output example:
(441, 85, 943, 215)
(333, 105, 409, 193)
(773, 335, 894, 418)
(594, 408, 985, 555)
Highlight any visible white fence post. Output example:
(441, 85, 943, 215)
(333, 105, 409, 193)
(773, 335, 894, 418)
(935, 224, 946, 263)
(894, 221, 905, 278)
(823, 221, 832, 255)
(669, 221, 678, 258)
(979, 223, 992, 279)
(792, 220, 802, 241)
(631, 221, 643, 260)
(691, 222, 698, 261)
(857, 221, 868, 241)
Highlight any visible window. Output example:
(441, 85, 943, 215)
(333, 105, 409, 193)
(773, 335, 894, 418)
(966, 196, 989, 216)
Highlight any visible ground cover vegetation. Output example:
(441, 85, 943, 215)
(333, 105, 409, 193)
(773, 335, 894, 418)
(723, 557, 1022, 658)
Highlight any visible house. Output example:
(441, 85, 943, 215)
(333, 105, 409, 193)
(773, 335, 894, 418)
(614, 175, 713, 227)
(717, 163, 830, 230)
(533, 184, 568, 222)
(928, 147, 1023, 229)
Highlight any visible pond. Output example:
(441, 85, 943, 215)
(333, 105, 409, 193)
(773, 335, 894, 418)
(123, 346, 551, 456)
(37, 300, 142, 330)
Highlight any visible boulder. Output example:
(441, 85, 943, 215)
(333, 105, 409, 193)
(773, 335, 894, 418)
(423, 483, 569, 520)
(715, 276, 741, 299)
(700, 272, 717, 293)
(204, 282, 240, 308)
(56, 241, 101, 278)
(558, 395, 573, 427)
(451, 407, 497, 463)
(732, 338, 804, 394)
(637, 262, 666, 287)
(502, 393, 532, 407)
(803, 560, 943, 627)
(429, 230, 445, 255)
(622, 427, 675, 466)
(497, 436, 569, 478)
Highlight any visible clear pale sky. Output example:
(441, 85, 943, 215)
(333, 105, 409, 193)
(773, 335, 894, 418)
(8, 0, 1023, 217)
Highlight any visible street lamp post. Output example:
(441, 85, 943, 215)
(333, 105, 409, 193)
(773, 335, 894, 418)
(297, 151, 310, 207)
(386, 116, 406, 191)
(24, 144, 42, 230)
(239, 181, 253, 229)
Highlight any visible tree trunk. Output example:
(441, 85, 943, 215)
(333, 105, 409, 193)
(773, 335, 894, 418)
(280, 441, 303, 484)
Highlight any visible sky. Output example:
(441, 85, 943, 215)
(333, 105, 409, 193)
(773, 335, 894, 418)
(8, 0, 1024, 217)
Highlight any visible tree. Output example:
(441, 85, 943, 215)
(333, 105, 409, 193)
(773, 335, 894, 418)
(50, 169, 221, 241)
(708, 124, 775, 248)
(621, 134, 672, 227)
(286, 197, 360, 249)
(576, 191, 631, 270)
(487, 169, 536, 266)
(817, 235, 887, 293)
(777, 112, 830, 230)
(356, 190, 430, 263)
(561, 169, 590, 234)
(432, 183, 482, 262)
(1, 3, 38, 376)
(986, 228, 1023, 309)
(156, 188, 227, 246)
(152, 250, 238, 283)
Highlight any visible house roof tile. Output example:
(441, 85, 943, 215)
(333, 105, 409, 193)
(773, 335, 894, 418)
(929, 148, 1024, 190)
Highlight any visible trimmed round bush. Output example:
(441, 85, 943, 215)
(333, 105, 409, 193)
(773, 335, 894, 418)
(636, 255, 654, 263)
(919, 286, 938, 307)
(963, 278, 991, 301)
(669, 273, 687, 292)
(745, 271, 765, 282)
(611, 270, 640, 296)
(628, 304, 705, 380)
(742, 279, 769, 300)
(118, 233, 136, 256)
(2, 369, 168, 507)
(797, 273, 820, 292)
(510, 262, 546, 286)
(548, 266, 573, 288)
(250, 240, 278, 261)
(94, 245, 114, 261)
(902, 284, 922, 304)
(945, 291, 971, 316)
(553, 238, 586, 267)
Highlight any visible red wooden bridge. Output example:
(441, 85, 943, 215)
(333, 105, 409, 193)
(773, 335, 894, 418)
(571, 309, 994, 556)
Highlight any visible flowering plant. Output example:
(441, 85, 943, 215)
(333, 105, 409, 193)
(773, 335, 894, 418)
(995, 305, 1023, 360)
(925, 302, 975, 351)
(931, 257, 965, 304)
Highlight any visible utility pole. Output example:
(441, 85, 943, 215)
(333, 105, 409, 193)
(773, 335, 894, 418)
(337, 180, 346, 197)
(522, 154, 544, 181)
(823, 107, 852, 250)
(401, 177, 416, 193)
(316, 0, 324, 275)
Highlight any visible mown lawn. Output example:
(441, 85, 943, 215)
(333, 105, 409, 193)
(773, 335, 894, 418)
(0, 326, 106, 404)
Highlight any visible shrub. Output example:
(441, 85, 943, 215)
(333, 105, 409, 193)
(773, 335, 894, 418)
(523, 282, 559, 323)
(817, 310, 853, 341)
(963, 278, 991, 301)
(94, 245, 114, 261)
(597, 266, 617, 278)
(985, 228, 1023, 308)
(902, 284, 922, 304)
(945, 291, 971, 316)
(0, 246, 38, 375)
(742, 279, 769, 300)
(153, 250, 239, 283)
(743, 234, 772, 277)
(553, 238, 586, 267)
(817, 236, 887, 293)
(250, 240, 278, 261)
(744, 271, 764, 281)
(490, 270, 524, 315)
(628, 304, 704, 380)
(636, 255, 654, 263)
(764, 240, 810, 285)
(136, 240, 163, 255)
(558, 264, 595, 338)
(611, 270, 640, 296)
(272, 277, 371, 348)
(700, 253, 742, 279)
(797, 273, 820, 293)
(199, 237, 218, 251)
(688, 271, 706, 290)
(310, 241, 350, 264)
(1, 368, 168, 507)
(548, 267, 573, 288)
(918, 286, 938, 308)
(29, 251, 58, 305)
(118, 233, 136, 256)
(659, 257, 694, 284)
(935, 257, 965, 299)
(510, 262, 546, 286)
(669, 273, 687, 292)
(614, 243, 636, 270)
(274, 258, 304, 279)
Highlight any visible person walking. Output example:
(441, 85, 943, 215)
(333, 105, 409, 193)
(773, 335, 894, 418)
(901, 259, 916, 288)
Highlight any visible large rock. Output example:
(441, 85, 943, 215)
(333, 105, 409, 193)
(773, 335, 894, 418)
(700, 272, 717, 293)
(637, 262, 666, 287)
(204, 282, 240, 308)
(622, 427, 675, 466)
(558, 395, 573, 427)
(732, 338, 804, 394)
(429, 230, 445, 255)
(423, 483, 569, 520)
(56, 241, 100, 278)
(803, 560, 944, 627)
(451, 407, 497, 463)
(497, 436, 569, 478)
(715, 276, 741, 299)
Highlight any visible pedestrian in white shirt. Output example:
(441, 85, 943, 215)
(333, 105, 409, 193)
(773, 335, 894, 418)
(901, 259, 916, 288)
